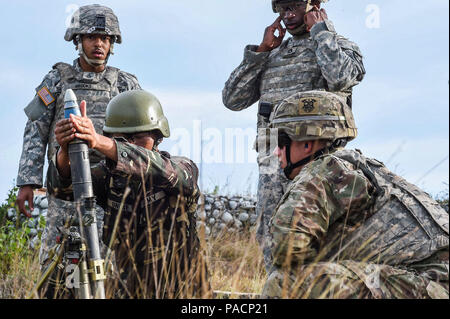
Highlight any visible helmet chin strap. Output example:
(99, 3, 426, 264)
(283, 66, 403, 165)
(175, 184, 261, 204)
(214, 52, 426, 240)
(283, 140, 343, 179)
(76, 35, 115, 68)
(286, 23, 308, 36)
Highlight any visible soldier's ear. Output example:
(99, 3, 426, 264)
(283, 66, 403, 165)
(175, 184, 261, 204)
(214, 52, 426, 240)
(303, 141, 316, 155)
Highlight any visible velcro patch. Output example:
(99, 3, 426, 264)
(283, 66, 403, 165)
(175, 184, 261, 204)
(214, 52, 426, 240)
(299, 98, 319, 115)
(37, 86, 55, 106)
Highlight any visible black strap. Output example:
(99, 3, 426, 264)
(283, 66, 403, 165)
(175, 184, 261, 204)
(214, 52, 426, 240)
(284, 144, 329, 178)
(336, 152, 384, 198)
(283, 139, 351, 179)
(258, 102, 273, 119)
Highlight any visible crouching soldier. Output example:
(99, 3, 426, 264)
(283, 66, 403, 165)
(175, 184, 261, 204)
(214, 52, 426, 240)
(48, 90, 211, 298)
(262, 90, 449, 299)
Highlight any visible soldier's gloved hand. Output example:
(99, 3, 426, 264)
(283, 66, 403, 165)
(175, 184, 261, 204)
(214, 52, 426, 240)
(16, 185, 34, 218)
(304, 6, 328, 32)
(71, 100, 100, 149)
(257, 16, 286, 52)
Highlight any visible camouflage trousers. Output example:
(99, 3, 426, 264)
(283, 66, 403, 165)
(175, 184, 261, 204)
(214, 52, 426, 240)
(256, 130, 290, 274)
(39, 194, 105, 266)
(262, 261, 450, 299)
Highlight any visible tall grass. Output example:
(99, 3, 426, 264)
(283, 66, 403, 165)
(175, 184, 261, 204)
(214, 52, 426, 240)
(0, 187, 41, 298)
(0, 225, 264, 299)
(205, 229, 266, 298)
(1, 180, 448, 299)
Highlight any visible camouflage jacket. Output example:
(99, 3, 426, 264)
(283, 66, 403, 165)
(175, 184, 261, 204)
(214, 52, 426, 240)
(17, 59, 141, 188)
(270, 149, 449, 284)
(47, 139, 207, 298)
(223, 20, 365, 131)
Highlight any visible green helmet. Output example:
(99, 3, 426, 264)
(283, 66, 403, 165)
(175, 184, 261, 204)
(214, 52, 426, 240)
(272, 0, 329, 13)
(103, 90, 170, 138)
(271, 90, 357, 143)
(65, 4, 122, 43)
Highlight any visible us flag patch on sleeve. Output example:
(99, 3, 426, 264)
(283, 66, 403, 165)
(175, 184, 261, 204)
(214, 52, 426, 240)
(37, 86, 55, 106)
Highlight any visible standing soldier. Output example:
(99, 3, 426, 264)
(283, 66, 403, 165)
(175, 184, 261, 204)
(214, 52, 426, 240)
(14, 4, 141, 294)
(263, 90, 449, 298)
(48, 90, 211, 298)
(222, 0, 366, 272)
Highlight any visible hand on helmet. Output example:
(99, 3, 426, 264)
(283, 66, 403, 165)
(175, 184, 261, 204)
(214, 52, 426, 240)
(257, 16, 287, 52)
(304, 6, 328, 32)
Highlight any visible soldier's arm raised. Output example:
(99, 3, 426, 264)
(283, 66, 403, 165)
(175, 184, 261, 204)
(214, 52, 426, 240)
(311, 20, 366, 91)
(222, 18, 287, 111)
(108, 141, 197, 197)
(68, 102, 197, 196)
(67, 101, 118, 161)
(222, 17, 287, 111)
(54, 100, 118, 179)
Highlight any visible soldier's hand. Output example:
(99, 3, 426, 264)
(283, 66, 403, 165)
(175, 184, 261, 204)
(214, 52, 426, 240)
(257, 16, 286, 52)
(16, 185, 34, 218)
(55, 118, 76, 153)
(304, 6, 328, 32)
(71, 100, 99, 149)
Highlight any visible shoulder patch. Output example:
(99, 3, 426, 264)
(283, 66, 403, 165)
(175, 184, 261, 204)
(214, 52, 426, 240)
(37, 86, 55, 106)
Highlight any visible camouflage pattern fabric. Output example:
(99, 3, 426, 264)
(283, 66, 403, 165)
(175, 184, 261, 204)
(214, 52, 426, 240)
(65, 4, 122, 43)
(16, 58, 141, 267)
(47, 139, 211, 298)
(222, 20, 365, 129)
(263, 260, 449, 299)
(17, 58, 141, 187)
(262, 149, 449, 299)
(222, 20, 365, 271)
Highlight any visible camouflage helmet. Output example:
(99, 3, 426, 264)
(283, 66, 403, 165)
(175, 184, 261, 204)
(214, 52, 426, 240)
(270, 90, 357, 143)
(272, 0, 329, 13)
(103, 90, 170, 138)
(65, 4, 122, 44)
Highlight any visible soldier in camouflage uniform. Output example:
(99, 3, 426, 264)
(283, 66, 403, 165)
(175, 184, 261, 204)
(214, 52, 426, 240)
(15, 5, 141, 271)
(222, 0, 365, 272)
(262, 90, 449, 298)
(47, 90, 211, 298)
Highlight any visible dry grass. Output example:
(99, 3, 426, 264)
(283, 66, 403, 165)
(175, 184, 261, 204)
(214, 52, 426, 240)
(205, 229, 266, 298)
(0, 247, 41, 298)
(0, 227, 266, 299)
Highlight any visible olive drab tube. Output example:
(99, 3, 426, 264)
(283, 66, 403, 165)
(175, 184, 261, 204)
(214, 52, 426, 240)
(64, 89, 106, 299)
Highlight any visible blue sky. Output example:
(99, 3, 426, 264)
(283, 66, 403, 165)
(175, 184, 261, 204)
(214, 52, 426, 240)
(0, 0, 448, 201)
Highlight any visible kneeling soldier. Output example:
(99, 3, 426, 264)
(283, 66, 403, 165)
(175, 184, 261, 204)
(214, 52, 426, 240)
(48, 90, 210, 298)
(263, 90, 448, 299)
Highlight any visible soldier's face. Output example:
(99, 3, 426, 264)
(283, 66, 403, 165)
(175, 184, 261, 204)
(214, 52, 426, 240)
(277, 2, 308, 31)
(274, 145, 288, 168)
(115, 132, 158, 150)
(274, 140, 315, 174)
(81, 34, 111, 60)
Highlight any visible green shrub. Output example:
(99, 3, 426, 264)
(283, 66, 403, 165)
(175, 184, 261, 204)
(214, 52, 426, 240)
(0, 186, 42, 273)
